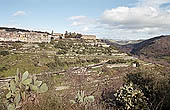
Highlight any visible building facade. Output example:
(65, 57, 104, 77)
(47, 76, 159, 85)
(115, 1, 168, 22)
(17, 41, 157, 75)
(81, 35, 96, 40)
(0, 29, 51, 43)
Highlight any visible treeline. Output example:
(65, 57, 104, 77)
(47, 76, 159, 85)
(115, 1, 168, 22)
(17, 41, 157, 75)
(64, 31, 82, 38)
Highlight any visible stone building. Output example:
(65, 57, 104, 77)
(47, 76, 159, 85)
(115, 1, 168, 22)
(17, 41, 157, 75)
(51, 33, 63, 40)
(0, 30, 51, 43)
(81, 35, 96, 40)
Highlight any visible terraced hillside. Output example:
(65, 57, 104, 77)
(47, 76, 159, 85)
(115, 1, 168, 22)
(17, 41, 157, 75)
(1, 38, 170, 110)
(0, 39, 137, 77)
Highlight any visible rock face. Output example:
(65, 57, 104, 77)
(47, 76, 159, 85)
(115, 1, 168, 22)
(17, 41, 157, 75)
(130, 35, 170, 58)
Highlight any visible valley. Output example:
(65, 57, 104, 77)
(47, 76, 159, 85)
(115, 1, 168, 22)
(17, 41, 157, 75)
(117, 35, 170, 66)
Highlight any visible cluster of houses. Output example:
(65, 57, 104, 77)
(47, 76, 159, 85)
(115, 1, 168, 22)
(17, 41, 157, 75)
(0, 29, 51, 43)
(0, 28, 96, 43)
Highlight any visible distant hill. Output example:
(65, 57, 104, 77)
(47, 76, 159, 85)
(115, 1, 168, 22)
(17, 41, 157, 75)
(130, 35, 170, 57)
(105, 35, 170, 66)
(102, 39, 144, 53)
(109, 39, 144, 45)
(122, 35, 170, 66)
(101, 39, 120, 48)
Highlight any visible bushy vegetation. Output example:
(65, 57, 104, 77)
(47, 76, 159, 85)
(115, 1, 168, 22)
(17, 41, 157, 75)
(53, 39, 117, 55)
(0, 73, 68, 110)
(57, 49, 67, 54)
(70, 90, 95, 109)
(115, 82, 148, 110)
(38, 42, 46, 48)
(46, 55, 101, 70)
(125, 69, 170, 110)
(0, 67, 8, 72)
(100, 66, 170, 110)
(0, 51, 9, 56)
(1, 63, 170, 110)
(64, 31, 82, 38)
(100, 82, 148, 110)
(5, 71, 48, 110)
(91, 58, 100, 63)
(46, 56, 65, 69)
(107, 59, 127, 64)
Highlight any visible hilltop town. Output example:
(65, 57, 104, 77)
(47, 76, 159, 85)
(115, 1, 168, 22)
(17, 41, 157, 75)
(0, 27, 96, 43)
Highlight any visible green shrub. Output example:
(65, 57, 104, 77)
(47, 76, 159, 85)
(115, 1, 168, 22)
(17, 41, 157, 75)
(38, 43, 46, 48)
(70, 90, 95, 109)
(0, 67, 7, 72)
(54, 56, 62, 66)
(124, 68, 170, 110)
(54, 41, 67, 50)
(57, 49, 67, 55)
(0, 51, 9, 56)
(15, 74, 65, 110)
(114, 82, 148, 110)
(107, 59, 126, 64)
(100, 88, 122, 109)
(91, 58, 100, 63)
(100, 82, 148, 110)
(5, 71, 48, 110)
(46, 56, 65, 69)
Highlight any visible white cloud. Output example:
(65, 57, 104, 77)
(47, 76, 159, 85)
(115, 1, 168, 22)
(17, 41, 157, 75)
(101, 7, 170, 30)
(71, 21, 82, 26)
(69, 16, 91, 26)
(69, 16, 87, 21)
(81, 27, 89, 32)
(137, 0, 170, 7)
(98, 0, 170, 39)
(69, 15, 96, 34)
(68, 0, 170, 39)
(12, 11, 26, 16)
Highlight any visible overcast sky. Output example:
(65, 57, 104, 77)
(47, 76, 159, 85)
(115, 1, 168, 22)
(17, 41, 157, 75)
(1, 0, 170, 40)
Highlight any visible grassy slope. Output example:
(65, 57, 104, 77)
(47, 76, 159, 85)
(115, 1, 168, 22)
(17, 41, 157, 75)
(0, 54, 50, 77)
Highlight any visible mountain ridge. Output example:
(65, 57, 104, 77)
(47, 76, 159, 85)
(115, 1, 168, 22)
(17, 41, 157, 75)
(121, 35, 170, 66)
